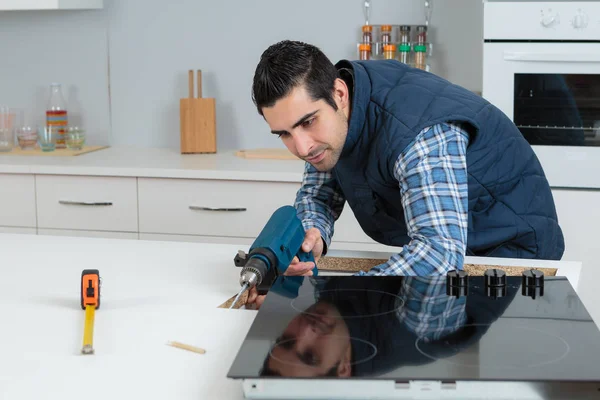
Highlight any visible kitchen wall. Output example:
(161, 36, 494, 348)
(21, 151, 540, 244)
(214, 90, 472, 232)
(0, 0, 483, 151)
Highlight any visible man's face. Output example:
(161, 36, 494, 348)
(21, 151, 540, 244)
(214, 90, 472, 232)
(261, 79, 350, 172)
(264, 302, 352, 377)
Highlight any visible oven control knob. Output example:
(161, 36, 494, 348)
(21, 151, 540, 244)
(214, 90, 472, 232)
(484, 268, 506, 299)
(446, 270, 468, 298)
(522, 269, 544, 299)
(571, 11, 589, 29)
(540, 10, 560, 28)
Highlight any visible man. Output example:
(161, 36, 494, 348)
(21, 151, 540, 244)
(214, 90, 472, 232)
(246, 40, 563, 307)
(258, 275, 519, 378)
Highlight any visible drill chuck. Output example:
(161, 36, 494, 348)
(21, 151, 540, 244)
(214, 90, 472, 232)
(239, 257, 268, 288)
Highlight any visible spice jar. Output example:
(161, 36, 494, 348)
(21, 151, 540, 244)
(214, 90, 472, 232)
(399, 25, 411, 44)
(381, 25, 392, 46)
(359, 43, 371, 60)
(414, 25, 428, 70)
(362, 25, 373, 45)
(383, 44, 396, 60)
(398, 25, 411, 64)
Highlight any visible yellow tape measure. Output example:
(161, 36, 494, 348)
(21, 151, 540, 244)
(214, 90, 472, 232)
(80, 269, 100, 355)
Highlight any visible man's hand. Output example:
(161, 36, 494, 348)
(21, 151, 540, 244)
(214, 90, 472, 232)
(284, 227, 323, 276)
(245, 228, 323, 309)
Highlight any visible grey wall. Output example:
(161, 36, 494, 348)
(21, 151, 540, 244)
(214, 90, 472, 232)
(0, 0, 484, 150)
(0, 9, 110, 145)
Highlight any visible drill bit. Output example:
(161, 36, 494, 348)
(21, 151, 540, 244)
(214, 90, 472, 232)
(229, 283, 249, 310)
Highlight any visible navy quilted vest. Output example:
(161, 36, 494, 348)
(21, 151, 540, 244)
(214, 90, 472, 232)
(332, 59, 564, 260)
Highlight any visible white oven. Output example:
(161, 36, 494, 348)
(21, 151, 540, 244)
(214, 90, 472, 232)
(482, 0, 600, 189)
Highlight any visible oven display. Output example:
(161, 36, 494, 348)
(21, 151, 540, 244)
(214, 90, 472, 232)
(514, 74, 600, 146)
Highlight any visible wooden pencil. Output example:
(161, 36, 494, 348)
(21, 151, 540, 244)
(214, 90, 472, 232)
(166, 340, 206, 354)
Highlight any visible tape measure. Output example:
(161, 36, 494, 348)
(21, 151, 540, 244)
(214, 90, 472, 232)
(80, 269, 100, 355)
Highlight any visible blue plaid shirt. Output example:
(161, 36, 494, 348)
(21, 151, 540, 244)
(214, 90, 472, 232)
(310, 275, 467, 342)
(399, 276, 467, 341)
(295, 122, 469, 276)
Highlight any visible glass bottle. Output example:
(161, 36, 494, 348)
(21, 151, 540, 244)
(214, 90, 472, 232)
(398, 25, 411, 65)
(414, 25, 428, 70)
(46, 83, 68, 148)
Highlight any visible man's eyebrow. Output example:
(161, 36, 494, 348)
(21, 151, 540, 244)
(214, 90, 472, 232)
(270, 110, 319, 135)
(291, 110, 319, 129)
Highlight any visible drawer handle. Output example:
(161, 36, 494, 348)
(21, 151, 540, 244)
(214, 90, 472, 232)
(59, 200, 113, 206)
(189, 206, 247, 212)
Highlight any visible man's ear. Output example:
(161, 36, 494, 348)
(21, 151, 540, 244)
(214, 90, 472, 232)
(336, 346, 352, 377)
(333, 78, 350, 110)
(337, 359, 352, 377)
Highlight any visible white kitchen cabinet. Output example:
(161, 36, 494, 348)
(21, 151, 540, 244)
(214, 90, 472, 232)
(38, 228, 138, 240)
(137, 177, 394, 250)
(0, 174, 36, 228)
(332, 205, 385, 245)
(35, 175, 138, 233)
(552, 189, 600, 272)
(138, 177, 301, 238)
(0, 0, 102, 10)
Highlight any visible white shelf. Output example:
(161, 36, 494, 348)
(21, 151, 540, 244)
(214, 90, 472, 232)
(0, 0, 102, 10)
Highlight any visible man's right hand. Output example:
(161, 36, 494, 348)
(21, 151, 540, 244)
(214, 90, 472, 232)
(245, 228, 323, 309)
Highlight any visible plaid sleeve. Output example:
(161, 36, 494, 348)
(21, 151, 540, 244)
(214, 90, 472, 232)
(356, 122, 469, 276)
(398, 276, 467, 341)
(294, 162, 346, 250)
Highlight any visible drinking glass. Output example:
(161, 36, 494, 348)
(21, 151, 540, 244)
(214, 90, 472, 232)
(0, 106, 14, 152)
(66, 126, 86, 150)
(38, 125, 58, 152)
(16, 126, 38, 150)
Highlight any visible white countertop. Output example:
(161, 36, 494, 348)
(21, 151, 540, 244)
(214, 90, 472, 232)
(0, 147, 306, 182)
(0, 232, 597, 400)
(0, 145, 599, 188)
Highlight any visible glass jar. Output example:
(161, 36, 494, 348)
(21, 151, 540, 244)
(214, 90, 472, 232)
(414, 25, 428, 70)
(381, 25, 392, 46)
(383, 44, 396, 60)
(416, 25, 427, 45)
(362, 25, 373, 45)
(399, 25, 411, 44)
(359, 43, 371, 60)
(398, 25, 411, 65)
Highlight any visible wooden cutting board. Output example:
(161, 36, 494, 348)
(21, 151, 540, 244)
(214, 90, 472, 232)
(235, 148, 299, 160)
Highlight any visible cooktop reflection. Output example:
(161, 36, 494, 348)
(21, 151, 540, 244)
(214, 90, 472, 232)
(227, 271, 600, 399)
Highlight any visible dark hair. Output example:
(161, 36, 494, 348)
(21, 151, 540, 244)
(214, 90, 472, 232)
(252, 40, 339, 116)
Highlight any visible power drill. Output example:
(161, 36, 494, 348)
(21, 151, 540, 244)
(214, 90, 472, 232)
(232, 205, 318, 302)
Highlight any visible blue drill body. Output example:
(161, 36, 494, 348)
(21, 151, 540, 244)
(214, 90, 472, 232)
(235, 205, 318, 297)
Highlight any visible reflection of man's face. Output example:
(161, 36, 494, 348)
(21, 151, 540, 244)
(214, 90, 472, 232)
(264, 302, 352, 377)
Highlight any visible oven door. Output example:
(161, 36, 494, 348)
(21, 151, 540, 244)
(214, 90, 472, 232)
(483, 42, 600, 189)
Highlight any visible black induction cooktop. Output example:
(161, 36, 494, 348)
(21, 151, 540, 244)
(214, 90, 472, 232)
(227, 270, 600, 400)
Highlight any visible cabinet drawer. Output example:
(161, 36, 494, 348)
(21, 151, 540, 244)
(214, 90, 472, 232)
(0, 174, 36, 227)
(36, 175, 138, 232)
(138, 178, 300, 238)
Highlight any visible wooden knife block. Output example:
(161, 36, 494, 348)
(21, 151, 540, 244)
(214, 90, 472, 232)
(180, 70, 216, 154)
